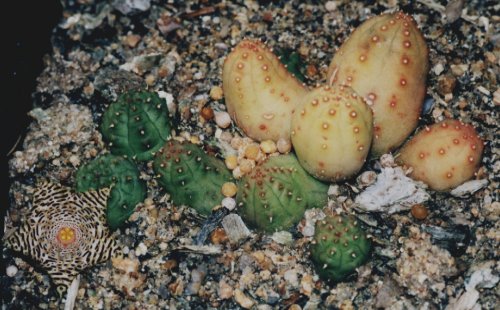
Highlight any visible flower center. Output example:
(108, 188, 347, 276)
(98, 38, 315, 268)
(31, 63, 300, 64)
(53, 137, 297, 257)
(56, 227, 76, 246)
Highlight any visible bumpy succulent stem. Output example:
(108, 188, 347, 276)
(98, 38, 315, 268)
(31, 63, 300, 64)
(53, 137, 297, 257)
(76, 154, 146, 230)
(291, 84, 373, 182)
(397, 119, 484, 191)
(327, 12, 429, 156)
(237, 154, 328, 232)
(101, 90, 172, 161)
(222, 39, 308, 143)
(311, 212, 370, 282)
(153, 140, 233, 215)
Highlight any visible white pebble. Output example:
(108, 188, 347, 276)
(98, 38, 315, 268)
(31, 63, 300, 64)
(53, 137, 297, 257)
(215, 111, 231, 129)
(6, 265, 18, 277)
(277, 138, 292, 154)
(325, 1, 337, 11)
(433, 63, 445, 75)
(135, 243, 148, 256)
(222, 197, 236, 211)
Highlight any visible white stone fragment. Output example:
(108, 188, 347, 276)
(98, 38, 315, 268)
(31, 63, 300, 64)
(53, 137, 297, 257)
(379, 153, 396, 168)
(64, 275, 80, 310)
(445, 260, 498, 310)
(222, 197, 236, 211)
(445, 289, 480, 310)
(6, 265, 18, 277)
(222, 214, 251, 243)
(298, 209, 326, 237)
(135, 242, 148, 256)
(465, 261, 499, 290)
(450, 179, 489, 198)
(112, 0, 151, 15)
(214, 111, 231, 128)
(325, 1, 337, 11)
(271, 231, 293, 246)
(354, 167, 430, 213)
(119, 53, 162, 74)
(157, 91, 176, 114)
(433, 63, 445, 75)
(357, 171, 377, 188)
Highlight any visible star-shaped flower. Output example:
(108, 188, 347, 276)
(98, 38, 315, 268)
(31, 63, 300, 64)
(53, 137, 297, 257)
(5, 181, 120, 296)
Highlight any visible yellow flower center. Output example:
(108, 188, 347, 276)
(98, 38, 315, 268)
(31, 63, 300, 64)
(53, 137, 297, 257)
(57, 227, 76, 246)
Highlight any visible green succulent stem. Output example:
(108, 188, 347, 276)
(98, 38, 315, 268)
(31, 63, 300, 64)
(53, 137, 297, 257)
(76, 154, 146, 230)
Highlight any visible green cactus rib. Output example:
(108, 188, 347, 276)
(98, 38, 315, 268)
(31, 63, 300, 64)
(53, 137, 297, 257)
(237, 154, 328, 233)
(311, 213, 370, 282)
(153, 140, 233, 215)
(101, 90, 172, 161)
(76, 154, 146, 230)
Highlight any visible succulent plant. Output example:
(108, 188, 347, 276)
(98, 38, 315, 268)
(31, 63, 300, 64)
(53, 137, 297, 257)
(327, 12, 429, 156)
(222, 39, 309, 143)
(290, 84, 373, 182)
(237, 154, 328, 232)
(101, 90, 172, 161)
(153, 140, 233, 215)
(76, 154, 146, 230)
(396, 119, 484, 191)
(311, 212, 370, 282)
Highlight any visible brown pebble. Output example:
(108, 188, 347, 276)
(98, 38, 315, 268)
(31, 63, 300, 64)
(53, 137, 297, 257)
(210, 228, 228, 244)
(411, 204, 429, 220)
(437, 74, 456, 95)
(200, 106, 215, 121)
(161, 259, 178, 270)
(126, 34, 141, 48)
(306, 64, 318, 77)
(262, 11, 273, 22)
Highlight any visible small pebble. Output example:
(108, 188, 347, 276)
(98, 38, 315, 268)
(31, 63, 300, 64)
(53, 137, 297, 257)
(145, 74, 156, 86)
(244, 144, 260, 160)
(325, 1, 337, 11)
(126, 34, 141, 48)
(218, 280, 233, 299)
(277, 138, 292, 154)
(232, 167, 244, 179)
(210, 86, 224, 100)
(222, 197, 236, 210)
(411, 204, 429, 220)
(135, 242, 148, 256)
(234, 289, 255, 309)
(221, 182, 238, 197)
(6, 265, 18, 277)
(225, 155, 238, 170)
(260, 140, 277, 154)
(215, 111, 231, 128)
(200, 107, 215, 120)
(239, 159, 254, 174)
(210, 227, 228, 244)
